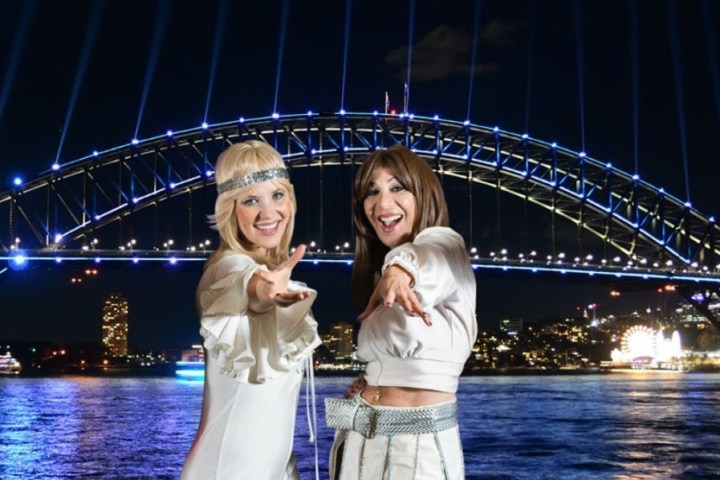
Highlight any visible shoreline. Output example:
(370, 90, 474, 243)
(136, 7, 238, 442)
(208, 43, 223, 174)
(9, 365, 720, 378)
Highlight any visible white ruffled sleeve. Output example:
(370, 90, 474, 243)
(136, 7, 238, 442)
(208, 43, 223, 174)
(382, 226, 470, 308)
(198, 255, 321, 383)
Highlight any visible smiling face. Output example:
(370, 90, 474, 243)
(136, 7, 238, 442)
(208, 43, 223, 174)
(234, 180, 292, 255)
(363, 167, 417, 248)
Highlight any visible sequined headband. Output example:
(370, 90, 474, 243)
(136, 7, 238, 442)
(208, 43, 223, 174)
(216, 168, 290, 194)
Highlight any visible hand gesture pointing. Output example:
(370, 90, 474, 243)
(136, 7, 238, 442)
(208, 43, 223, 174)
(357, 265, 431, 326)
(249, 244, 310, 312)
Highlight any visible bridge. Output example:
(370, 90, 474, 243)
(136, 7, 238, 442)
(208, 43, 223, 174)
(2, 112, 719, 325)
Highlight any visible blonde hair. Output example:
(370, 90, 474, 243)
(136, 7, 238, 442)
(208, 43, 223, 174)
(206, 141, 296, 269)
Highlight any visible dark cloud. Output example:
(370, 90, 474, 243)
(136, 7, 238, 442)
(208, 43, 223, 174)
(482, 18, 526, 48)
(385, 18, 526, 83)
(385, 25, 499, 82)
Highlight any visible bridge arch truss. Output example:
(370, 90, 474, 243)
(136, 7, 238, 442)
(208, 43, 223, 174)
(2, 112, 719, 279)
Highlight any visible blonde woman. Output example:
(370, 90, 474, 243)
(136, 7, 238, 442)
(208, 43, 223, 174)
(182, 141, 321, 480)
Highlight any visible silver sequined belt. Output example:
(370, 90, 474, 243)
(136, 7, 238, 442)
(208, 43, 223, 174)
(325, 395, 458, 439)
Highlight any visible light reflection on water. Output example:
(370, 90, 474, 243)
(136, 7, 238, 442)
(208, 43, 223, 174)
(0, 374, 719, 479)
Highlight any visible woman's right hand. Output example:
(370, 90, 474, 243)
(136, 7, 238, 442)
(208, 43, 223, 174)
(357, 265, 431, 325)
(249, 245, 310, 311)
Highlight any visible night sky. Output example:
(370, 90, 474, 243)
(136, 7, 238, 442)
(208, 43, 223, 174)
(1, 0, 719, 349)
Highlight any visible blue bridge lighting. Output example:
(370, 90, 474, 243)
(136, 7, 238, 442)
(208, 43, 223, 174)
(0, 111, 718, 297)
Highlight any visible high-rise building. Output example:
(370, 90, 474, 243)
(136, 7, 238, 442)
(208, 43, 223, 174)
(500, 318, 524, 336)
(326, 322, 355, 361)
(102, 292, 129, 357)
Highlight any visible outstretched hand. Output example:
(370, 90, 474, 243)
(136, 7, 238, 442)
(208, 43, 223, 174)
(252, 245, 311, 310)
(357, 265, 431, 326)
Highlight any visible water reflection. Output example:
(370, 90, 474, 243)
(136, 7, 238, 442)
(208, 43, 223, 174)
(1, 374, 719, 479)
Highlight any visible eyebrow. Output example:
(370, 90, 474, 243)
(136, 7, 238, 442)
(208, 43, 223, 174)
(368, 176, 399, 186)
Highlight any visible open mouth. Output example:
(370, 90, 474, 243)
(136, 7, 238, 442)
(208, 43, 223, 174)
(378, 214, 402, 228)
(255, 221, 280, 233)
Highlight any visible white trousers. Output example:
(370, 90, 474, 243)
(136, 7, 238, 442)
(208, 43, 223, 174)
(329, 409, 464, 479)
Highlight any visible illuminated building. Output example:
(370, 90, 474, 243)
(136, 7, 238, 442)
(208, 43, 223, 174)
(325, 322, 355, 361)
(500, 318, 524, 335)
(102, 293, 129, 357)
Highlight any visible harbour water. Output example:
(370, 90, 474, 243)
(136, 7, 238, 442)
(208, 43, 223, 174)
(1, 373, 719, 479)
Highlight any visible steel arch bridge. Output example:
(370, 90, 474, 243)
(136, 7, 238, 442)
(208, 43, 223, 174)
(2, 112, 720, 320)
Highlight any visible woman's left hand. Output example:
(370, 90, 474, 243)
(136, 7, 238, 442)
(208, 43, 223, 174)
(343, 373, 367, 399)
(357, 265, 431, 325)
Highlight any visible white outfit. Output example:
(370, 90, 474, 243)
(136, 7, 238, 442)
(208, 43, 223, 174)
(182, 253, 321, 480)
(358, 226, 477, 393)
(328, 227, 477, 480)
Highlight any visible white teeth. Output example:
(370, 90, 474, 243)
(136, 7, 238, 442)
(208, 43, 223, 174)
(379, 215, 401, 226)
(256, 222, 279, 231)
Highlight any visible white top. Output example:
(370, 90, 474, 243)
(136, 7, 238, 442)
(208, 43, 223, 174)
(357, 227, 477, 393)
(181, 253, 321, 480)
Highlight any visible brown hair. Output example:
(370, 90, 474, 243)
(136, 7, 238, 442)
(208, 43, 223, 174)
(350, 145, 449, 306)
(206, 141, 296, 270)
